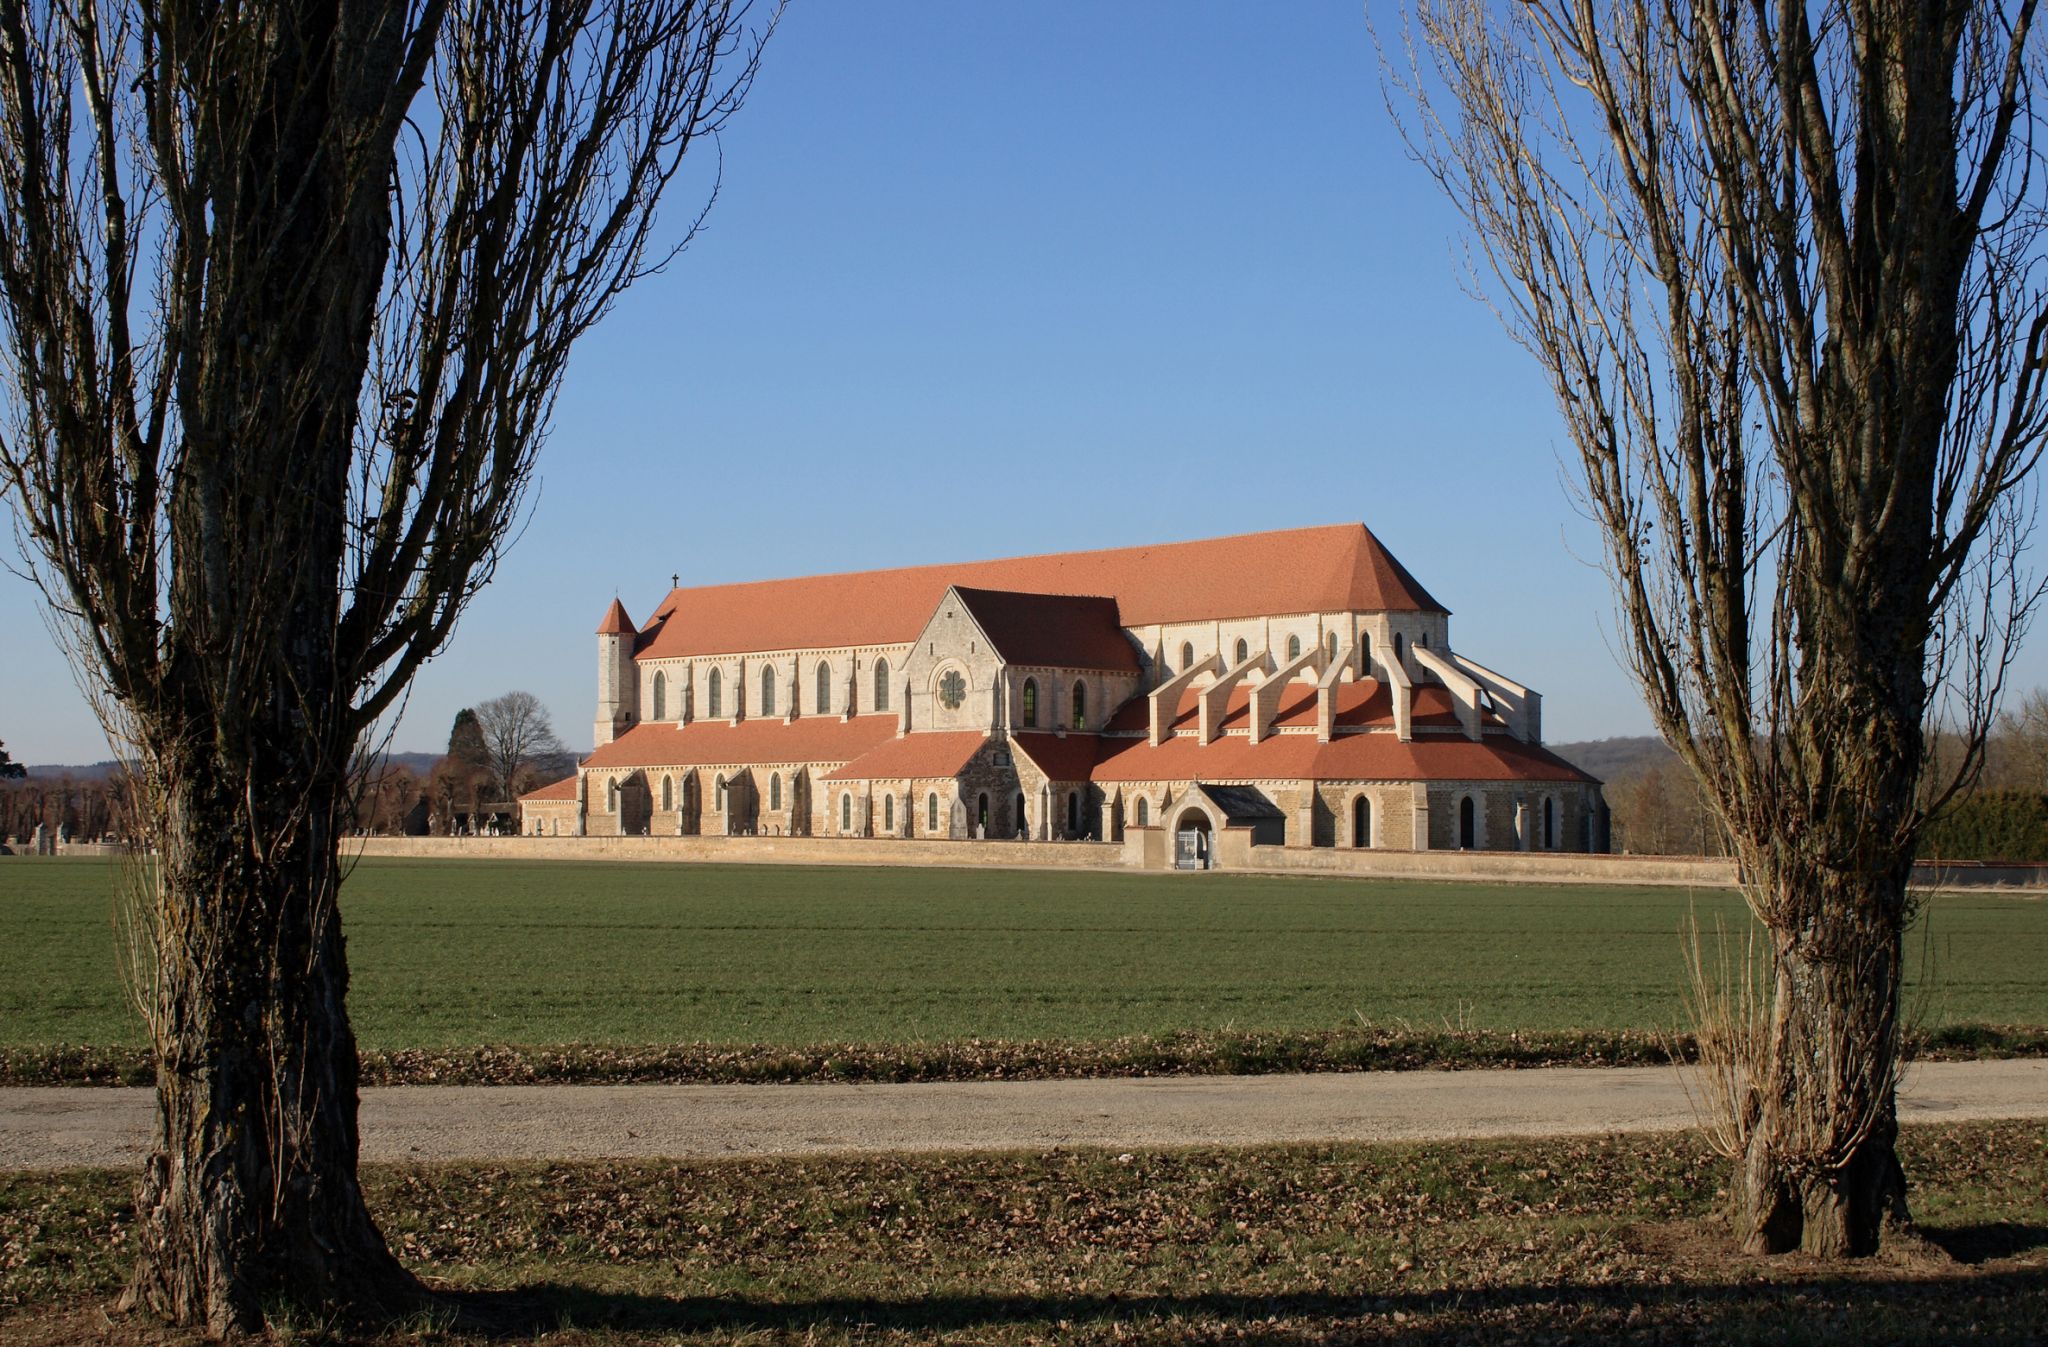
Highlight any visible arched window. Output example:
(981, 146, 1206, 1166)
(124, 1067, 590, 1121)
(1353, 795, 1371, 849)
(1326, 632, 1338, 660)
(1459, 795, 1477, 849)
(652, 671, 667, 721)
(927, 792, 939, 832)
(714, 774, 727, 810)
(661, 775, 673, 811)
(1022, 678, 1039, 728)
(607, 779, 619, 812)
(874, 658, 891, 712)
(770, 772, 782, 811)
(1234, 638, 1249, 664)
(1180, 641, 1194, 669)
(708, 668, 723, 718)
(1393, 633, 1405, 664)
(1286, 634, 1301, 660)
(760, 665, 776, 718)
(1070, 680, 1086, 730)
(841, 793, 853, 832)
(1420, 632, 1430, 648)
(1135, 797, 1149, 828)
(816, 661, 832, 714)
(884, 794, 894, 832)
(976, 792, 990, 832)
(1543, 796, 1557, 850)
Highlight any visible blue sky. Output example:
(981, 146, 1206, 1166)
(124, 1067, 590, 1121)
(9, 0, 2025, 765)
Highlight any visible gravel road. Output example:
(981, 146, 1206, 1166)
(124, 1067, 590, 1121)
(4, 1059, 2042, 1171)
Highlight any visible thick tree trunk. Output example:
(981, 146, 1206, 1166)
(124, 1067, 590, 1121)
(120, 744, 420, 1334)
(1738, 868, 1912, 1256)
(105, 5, 420, 1330)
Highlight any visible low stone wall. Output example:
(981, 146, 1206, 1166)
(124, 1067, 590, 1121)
(0, 841, 132, 858)
(347, 834, 1124, 871)
(338, 834, 2046, 892)
(1230, 845, 1735, 888)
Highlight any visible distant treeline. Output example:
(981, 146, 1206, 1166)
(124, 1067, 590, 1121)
(1916, 790, 2048, 863)
(1560, 689, 2048, 861)
(0, 771, 135, 844)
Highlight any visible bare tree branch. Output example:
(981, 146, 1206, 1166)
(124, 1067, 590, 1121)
(0, 0, 774, 1329)
(1383, 0, 2047, 1257)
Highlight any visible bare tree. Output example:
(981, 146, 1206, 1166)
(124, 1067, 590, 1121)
(1387, 0, 2048, 1256)
(474, 690, 569, 799)
(0, 0, 772, 1330)
(1984, 687, 2048, 788)
(1608, 762, 1725, 856)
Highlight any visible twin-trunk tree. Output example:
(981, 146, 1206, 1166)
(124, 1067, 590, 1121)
(0, 0, 770, 1331)
(1393, 0, 2048, 1255)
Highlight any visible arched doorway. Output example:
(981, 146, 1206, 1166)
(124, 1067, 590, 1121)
(977, 791, 990, 837)
(1459, 795, 1477, 849)
(1352, 795, 1370, 848)
(1014, 792, 1027, 838)
(1173, 809, 1213, 870)
(1066, 790, 1080, 837)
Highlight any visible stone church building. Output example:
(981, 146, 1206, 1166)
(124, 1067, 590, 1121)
(519, 524, 1607, 865)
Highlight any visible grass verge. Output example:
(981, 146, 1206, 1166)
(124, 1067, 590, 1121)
(4, 1121, 2045, 1344)
(6, 1021, 2045, 1088)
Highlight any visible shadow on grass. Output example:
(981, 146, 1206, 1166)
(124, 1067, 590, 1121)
(1916, 1221, 2048, 1264)
(436, 1267, 2048, 1343)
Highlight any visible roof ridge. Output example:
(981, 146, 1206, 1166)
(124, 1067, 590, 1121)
(951, 584, 1120, 604)
(648, 523, 1366, 602)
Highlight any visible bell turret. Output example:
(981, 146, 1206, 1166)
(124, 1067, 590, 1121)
(594, 598, 639, 747)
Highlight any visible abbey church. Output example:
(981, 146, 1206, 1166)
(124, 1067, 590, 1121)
(519, 523, 1608, 865)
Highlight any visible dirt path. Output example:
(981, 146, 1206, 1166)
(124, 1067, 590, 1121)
(4, 1059, 2042, 1171)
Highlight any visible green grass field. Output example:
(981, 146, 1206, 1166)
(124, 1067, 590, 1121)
(3, 856, 2043, 1053)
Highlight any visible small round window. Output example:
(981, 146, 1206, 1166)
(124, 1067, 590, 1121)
(938, 669, 967, 710)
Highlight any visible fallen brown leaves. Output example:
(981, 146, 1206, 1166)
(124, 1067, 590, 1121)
(6, 1022, 2044, 1088)
(4, 1121, 2045, 1345)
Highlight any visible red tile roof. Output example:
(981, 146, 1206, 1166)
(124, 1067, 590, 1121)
(1012, 732, 1106, 783)
(1087, 733, 1598, 785)
(581, 715, 899, 770)
(1334, 680, 1393, 728)
(824, 731, 989, 782)
(596, 598, 637, 635)
(518, 775, 579, 802)
(953, 588, 1140, 672)
(631, 524, 1446, 661)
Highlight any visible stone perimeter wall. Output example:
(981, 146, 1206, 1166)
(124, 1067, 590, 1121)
(348, 834, 1122, 871)
(336, 835, 2048, 891)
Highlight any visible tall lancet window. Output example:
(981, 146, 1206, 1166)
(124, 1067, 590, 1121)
(708, 668, 722, 718)
(652, 671, 667, 721)
(760, 665, 776, 717)
(816, 661, 832, 714)
(874, 658, 892, 712)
